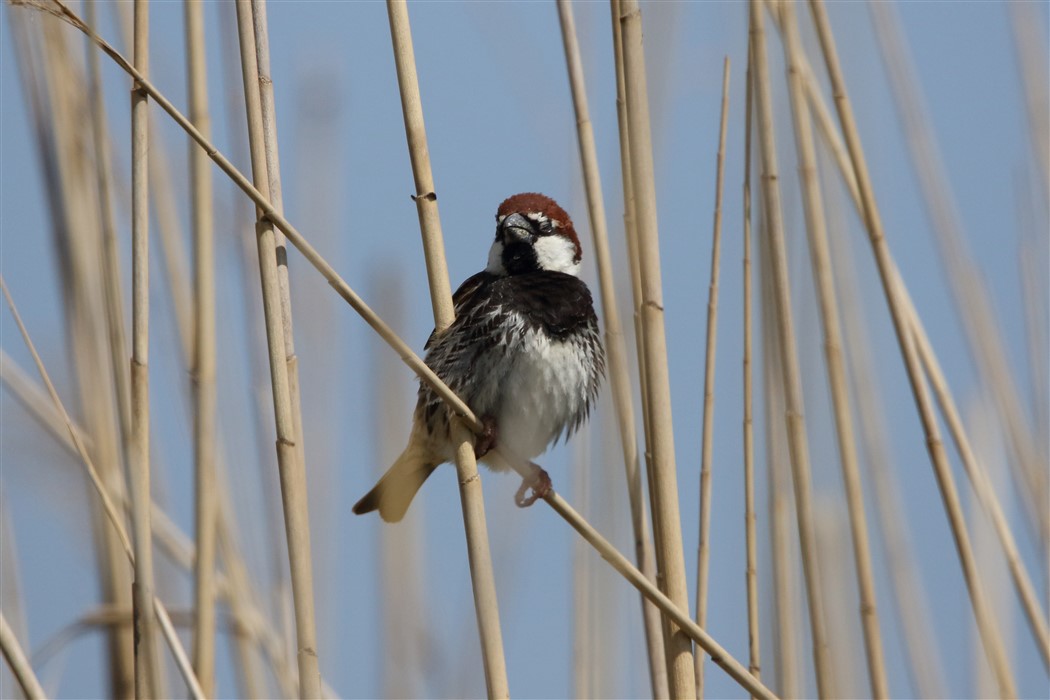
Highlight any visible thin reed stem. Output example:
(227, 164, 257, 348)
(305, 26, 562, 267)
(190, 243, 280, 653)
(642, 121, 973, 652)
(618, 2, 697, 695)
(385, 2, 509, 696)
(129, 1, 161, 694)
(556, 4, 665, 695)
(807, 2, 1018, 695)
(1, 613, 46, 700)
(749, 2, 832, 695)
(777, 2, 888, 695)
(695, 56, 730, 699)
(234, 1, 322, 695)
(741, 34, 761, 694)
(184, 0, 218, 693)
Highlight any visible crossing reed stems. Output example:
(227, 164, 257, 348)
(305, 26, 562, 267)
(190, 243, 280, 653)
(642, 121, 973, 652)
(556, 3, 665, 695)
(386, 2, 509, 696)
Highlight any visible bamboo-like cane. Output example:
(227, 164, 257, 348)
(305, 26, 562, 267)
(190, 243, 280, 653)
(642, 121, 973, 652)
(385, 3, 509, 696)
(777, 3, 888, 695)
(184, 0, 218, 693)
(694, 56, 731, 699)
(34, 10, 770, 695)
(1, 613, 46, 700)
(233, 1, 322, 696)
(129, 1, 161, 694)
(617, 2, 697, 695)
(555, 4, 666, 695)
(609, 4, 668, 695)
(1, 277, 204, 700)
(741, 35, 762, 695)
(749, 2, 831, 695)
(825, 175, 948, 699)
(869, 0, 1048, 548)
(806, 2, 1018, 695)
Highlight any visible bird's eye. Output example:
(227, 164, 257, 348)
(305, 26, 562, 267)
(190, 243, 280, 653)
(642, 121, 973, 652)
(528, 215, 554, 236)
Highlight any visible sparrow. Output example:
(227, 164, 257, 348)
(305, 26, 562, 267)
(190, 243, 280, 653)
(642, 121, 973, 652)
(353, 193, 605, 522)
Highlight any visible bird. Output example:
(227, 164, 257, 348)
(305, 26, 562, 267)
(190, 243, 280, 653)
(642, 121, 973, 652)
(352, 193, 605, 522)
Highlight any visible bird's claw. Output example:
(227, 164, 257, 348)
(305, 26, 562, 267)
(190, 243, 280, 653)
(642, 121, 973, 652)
(474, 415, 498, 460)
(515, 465, 552, 508)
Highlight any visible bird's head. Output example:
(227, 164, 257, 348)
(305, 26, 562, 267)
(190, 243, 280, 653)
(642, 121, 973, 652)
(486, 193, 582, 277)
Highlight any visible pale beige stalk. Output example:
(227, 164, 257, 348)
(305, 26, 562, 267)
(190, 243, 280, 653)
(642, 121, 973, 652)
(556, 3, 665, 694)
(385, 3, 508, 696)
(778, 3, 887, 695)
(749, 2, 831, 695)
(694, 56, 730, 699)
(610, 4, 668, 694)
(741, 36, 761, 693)
(85, 0, 130, 446)
(807, 1, 1017, 694)
(617, 2, 697, 695)
(234, 1, 322, 695)
(1008, 0, 1050, 197)
(0, 613, 45, 700)
(759, 200, 800, 700)
(825, 165, 949, 699)
(870, 0, 1048, 546)
(184, 0, 218, 693)
(129, 1, 161, 694)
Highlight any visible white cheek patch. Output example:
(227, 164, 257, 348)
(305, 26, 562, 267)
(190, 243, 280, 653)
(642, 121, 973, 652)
(486, 239, 506, 275)
(533, 236, 581, 276)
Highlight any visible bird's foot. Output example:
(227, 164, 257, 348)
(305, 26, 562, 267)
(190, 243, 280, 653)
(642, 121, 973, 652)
(515, 464, 552, 508)
(474, 415, 499, 460)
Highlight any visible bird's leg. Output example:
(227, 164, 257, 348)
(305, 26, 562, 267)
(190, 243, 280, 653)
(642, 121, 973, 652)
(474, 414, 499, 459)
(515, 462, 552, 508)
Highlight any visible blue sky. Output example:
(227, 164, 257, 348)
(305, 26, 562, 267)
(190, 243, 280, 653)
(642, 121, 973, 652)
(2, 1, 1047, 698)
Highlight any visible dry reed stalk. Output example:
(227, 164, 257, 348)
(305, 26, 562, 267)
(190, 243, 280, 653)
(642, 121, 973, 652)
(385, 2, 509, 695)
(898, 271, 1050, 666)
(1, 277, 204, 699)
(741, 35, 761, 694)
(0, 613, 45, 700)
(807, 2, 1018, 694)
(85, 0, 131, 446)
(825, 164, 948, 699)
(41, 10, 773, 695)
(250, 0, 311, 516)
(234, 1, 322, 695)
(1008, 0, 1050, 197)
(869, 0, 1048, 546)
(573, 434, 594, 700)
(617, 2, 697, 695)
(129, 1, 161, 694)
(759, 204, 800, 700)
(749, 2, 831, 695)
(694, 56, 730, 699)
(183, 0, 218, 692)
(610, 4, 668, 694)
(556, 3, 665, 694)
(777, 3, 888, 694)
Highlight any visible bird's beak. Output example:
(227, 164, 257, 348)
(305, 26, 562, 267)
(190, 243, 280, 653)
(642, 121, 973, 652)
(499, 213, 533, 243)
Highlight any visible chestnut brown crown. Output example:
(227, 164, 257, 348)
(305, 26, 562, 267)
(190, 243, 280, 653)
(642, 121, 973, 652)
(496, 193, 582, 264)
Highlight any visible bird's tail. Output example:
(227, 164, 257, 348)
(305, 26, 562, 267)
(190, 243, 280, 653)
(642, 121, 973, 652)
(352, 440, 437, 523)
